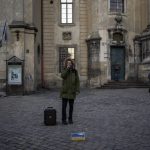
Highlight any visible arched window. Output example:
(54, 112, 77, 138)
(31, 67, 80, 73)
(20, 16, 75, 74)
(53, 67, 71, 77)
(109, 0, 124, 13)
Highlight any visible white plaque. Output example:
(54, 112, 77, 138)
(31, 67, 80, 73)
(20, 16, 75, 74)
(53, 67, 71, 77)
(8, 65, 22, 85)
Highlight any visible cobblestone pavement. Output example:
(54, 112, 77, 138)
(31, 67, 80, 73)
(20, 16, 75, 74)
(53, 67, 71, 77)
(0, 88, 150, 150)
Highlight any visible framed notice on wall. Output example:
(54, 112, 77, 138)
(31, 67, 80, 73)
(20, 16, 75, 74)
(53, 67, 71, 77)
(8, 65, 22, 85)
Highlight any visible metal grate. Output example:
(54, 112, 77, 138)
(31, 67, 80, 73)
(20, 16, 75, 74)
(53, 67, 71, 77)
(110, 0, 124, 13)
(59, 47, 68, 73)
(59, 47, 75, 72)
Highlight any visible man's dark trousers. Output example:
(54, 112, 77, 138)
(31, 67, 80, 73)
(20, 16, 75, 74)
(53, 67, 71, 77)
(62, 98, 74, 122)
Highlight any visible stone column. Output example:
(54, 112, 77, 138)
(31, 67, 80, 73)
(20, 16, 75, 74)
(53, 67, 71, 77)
(13, 0, 33, 24)
(9, 23, 38, 93)
(136, 1, 150, 81)
(86, 32, 101, 87)
(13, 0, 24, 21)
(149, 0, 150, 24)
(24, 0, 33, 24)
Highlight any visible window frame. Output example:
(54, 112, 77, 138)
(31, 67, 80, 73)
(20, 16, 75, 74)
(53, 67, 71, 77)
(60, 0, 75, 26)
(108, 0, 126, 14)
(141, 40, 150, 61)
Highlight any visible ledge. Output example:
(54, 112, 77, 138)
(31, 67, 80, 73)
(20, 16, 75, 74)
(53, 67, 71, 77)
(86, 32, 102, 42)
(9, 21, 38, 32)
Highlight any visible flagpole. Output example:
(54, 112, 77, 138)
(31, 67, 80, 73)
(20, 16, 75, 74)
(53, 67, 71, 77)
(5, 20, 8, 96)
(5, 21, 7, 60)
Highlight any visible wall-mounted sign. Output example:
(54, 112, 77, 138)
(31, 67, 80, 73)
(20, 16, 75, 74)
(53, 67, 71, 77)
(8, 65, 22, 85)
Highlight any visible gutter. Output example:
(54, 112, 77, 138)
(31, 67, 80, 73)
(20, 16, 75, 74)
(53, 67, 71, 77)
(41, 0, 44, 87)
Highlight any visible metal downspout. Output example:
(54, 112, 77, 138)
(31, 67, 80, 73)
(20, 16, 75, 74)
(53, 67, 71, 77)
(41, 0, 44, 87)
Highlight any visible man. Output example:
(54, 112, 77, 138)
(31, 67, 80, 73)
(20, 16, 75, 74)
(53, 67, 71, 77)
(60, 58, 80, 125)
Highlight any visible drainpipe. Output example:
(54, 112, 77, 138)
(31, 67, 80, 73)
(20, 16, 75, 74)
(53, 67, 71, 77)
(147, 0, 150, 25)
(41, 0, 44, 87)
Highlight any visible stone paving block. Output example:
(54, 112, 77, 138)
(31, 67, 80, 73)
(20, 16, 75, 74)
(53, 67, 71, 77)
(0, 88, 150, 150)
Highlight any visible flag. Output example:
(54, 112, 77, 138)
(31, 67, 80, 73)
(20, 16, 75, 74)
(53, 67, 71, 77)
(0, 21, 7, 48)
(2, 21, 7, 41)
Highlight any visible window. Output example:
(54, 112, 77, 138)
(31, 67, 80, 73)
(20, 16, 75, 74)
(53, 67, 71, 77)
(142, 40, 150, 61)
(59, 47, 75, 72)
(61, 0, 73, 24)
(113, 32, 123, 42)
(109, 0, 124, 13)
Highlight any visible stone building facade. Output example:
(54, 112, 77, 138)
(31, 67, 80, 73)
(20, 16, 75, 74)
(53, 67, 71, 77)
(0, 0, 149, 93)
(0, 0, 41, 94)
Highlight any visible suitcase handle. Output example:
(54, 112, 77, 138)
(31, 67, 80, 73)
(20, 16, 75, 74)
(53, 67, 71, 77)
(47, 107, 53, 109)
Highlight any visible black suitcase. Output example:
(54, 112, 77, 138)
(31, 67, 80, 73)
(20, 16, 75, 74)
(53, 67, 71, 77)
(44, 107, 56, 125)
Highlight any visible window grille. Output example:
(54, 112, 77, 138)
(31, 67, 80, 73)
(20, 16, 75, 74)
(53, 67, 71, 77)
(59, 47, 75, 72)
(142, 40, 150, 61)
(110, 0, 124, 13)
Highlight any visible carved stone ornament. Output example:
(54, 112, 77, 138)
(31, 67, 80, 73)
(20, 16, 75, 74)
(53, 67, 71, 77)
(115, 13, 122, 24)
(62, 32, 72, 40)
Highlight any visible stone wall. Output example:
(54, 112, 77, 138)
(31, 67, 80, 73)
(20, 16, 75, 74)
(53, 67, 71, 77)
(86, 0, 149, 85)
(42, 0, 87, 87)
(134, 0, 150, 83)
(79, 0, 88, 86)
(138, 64, 150, 82)
(33, 0, 42, 87)
(0, 0, 15, 81)
(42, 0, 56, 87)
(0, 0, 149, 91)
(41, 0, 149, 88)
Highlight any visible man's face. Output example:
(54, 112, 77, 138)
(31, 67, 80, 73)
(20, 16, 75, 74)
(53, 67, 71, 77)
(67, 61, 72, 68)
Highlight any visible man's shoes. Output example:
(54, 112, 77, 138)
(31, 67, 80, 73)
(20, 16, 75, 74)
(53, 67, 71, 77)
(62, 121, 68, 125)
(68, 120, 73, 124)
(62, 119, 73, 125)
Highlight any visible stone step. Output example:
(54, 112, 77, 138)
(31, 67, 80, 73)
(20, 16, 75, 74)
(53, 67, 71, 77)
(99, 86, 149, 89)
(97, 81, 150, 89)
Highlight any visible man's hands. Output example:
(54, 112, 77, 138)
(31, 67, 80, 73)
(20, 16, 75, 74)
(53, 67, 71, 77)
(67, 60, 73, 70)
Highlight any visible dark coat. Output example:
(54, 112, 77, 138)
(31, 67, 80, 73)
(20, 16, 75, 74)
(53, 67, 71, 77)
(60, 68, 80, 100)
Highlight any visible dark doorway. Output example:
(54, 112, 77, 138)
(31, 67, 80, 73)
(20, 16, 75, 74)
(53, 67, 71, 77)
(111, 46, 125, 80)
